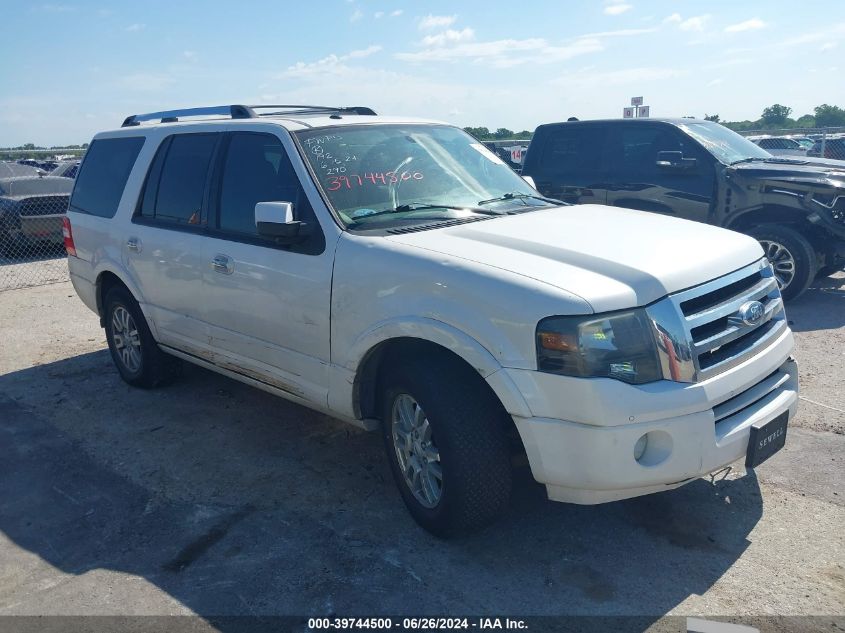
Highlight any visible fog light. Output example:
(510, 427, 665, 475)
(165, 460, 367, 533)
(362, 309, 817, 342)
(633, 430, 673, 467)
(634, 434, 648, 461)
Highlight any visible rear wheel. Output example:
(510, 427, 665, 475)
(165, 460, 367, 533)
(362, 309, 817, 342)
(104, 286, 181, 388)
(380, 354, 512, 537)
(748, 225, 816, 301)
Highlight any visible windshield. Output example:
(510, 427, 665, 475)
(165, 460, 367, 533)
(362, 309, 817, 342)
(676, 121, 772, 165)
(295, 124, 543, 228)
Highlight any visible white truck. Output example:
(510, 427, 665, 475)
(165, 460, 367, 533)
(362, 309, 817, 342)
(64, 105, 797, 536)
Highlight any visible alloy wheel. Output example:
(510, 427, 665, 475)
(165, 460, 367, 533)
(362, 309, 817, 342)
(391, 393, 443, 508)
(760, 239, 796, 290)
(111, 305, 142, 373)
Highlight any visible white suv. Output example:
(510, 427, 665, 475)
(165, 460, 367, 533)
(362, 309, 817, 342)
(65, 104, 798, 536)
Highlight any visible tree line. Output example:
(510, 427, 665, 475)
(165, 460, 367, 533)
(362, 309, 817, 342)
(701, 103, 845, 131)
(462, 127, 533, 141)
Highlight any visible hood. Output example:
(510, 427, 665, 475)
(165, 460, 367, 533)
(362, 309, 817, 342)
(386, 205, 763, 313)
(729, 157, 845, 186)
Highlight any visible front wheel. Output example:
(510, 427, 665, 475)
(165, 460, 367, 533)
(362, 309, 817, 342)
(380, 354, 512, 537)
(748, 225, 816, 301)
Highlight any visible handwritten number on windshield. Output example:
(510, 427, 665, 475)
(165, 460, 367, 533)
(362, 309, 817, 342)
(327, 172, 424, 191)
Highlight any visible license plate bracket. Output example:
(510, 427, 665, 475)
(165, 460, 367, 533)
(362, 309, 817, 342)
(745, 411, 788, 468)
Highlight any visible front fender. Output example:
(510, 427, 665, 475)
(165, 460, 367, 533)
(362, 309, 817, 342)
(328, 316, 533, 420)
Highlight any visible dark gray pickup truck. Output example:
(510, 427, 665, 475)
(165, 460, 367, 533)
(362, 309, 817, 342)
(522, 118, 845, 299)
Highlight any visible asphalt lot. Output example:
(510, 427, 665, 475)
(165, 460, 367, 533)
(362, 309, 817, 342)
(0, 266, 842, 630)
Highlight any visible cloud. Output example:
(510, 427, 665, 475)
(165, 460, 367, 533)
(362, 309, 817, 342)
(724, 18, 766, 33)
(183, 50, 198, 61)
(663, 13, 711, 33)
(281, 46, 383, 78)
(374, 11, 384, 19)
(350, 8, 363, 22)
(603, 3, 633, 16)
(125, 23, 145, 32)
(782, 22, 845, 47)
(396, 36, 603, 68)
(421, 28, 476, 47)
(419, 14, 457, 30)
(347, 45, 383, 58)
(390, 9, 402, 17)
(706, 78, 724, 87)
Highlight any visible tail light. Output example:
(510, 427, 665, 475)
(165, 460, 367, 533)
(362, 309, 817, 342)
(62, 216, 77, 257)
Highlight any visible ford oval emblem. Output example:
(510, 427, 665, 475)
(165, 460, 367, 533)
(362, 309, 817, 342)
(738, 300, 765, 326)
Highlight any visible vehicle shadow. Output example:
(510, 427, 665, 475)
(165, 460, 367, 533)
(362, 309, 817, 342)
(786, 273, 845, 332)
(0, 350, 764, 625)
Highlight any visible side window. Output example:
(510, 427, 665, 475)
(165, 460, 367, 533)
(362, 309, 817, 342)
(141, 133, 218, 225)
(540, 127, 602, 174)
(612, 126, 704, 173)
(70, 137, 144, 218)
(217, 132, 316, 239)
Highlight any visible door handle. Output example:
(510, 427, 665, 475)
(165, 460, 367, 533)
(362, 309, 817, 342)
(211, 254, 234, 275)
(126, 237, 141, 253)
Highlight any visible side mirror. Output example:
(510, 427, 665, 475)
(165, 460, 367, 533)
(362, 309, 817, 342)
(255, 201, 310, 244)
(656, 151, 697, 170)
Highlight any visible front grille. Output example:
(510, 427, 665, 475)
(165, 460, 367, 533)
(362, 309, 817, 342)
(18, 195, 69, 217)
(669, 260, 786, 381)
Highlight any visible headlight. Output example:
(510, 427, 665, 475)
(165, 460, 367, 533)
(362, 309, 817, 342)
(536, 309, 662, 384)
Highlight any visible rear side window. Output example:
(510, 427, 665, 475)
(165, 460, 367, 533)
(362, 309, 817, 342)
(70, 137, 144, 218)
(540, 126, 602, 174)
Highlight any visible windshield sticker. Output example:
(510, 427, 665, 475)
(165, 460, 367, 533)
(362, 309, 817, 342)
(470, 143, 506, 165)
(326, 172, 424, 191)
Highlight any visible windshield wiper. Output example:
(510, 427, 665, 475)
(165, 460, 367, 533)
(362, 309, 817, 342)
(477, 192, 564, 207)
(352, 203, 504, 222)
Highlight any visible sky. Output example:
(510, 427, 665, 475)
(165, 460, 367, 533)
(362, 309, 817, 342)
(1, 0, 844, 146)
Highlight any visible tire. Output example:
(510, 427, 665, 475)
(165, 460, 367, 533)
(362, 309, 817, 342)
(104, 286, 182, 388)
(748, 225, 816, 301)
(379, 353, 512, 537)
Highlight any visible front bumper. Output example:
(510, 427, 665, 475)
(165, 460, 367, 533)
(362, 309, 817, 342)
(507, 327, 797, 504)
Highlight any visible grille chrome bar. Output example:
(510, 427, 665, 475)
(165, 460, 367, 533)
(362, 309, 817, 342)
(649, 258, 787, 383)
(683, 276, 778, 329)
(693, 295, 783, 354)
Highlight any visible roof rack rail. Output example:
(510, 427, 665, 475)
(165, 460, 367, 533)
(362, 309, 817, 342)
(121, 104, 377, 127)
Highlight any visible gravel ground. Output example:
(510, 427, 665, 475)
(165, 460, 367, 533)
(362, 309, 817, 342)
(0, 272, 842, 630)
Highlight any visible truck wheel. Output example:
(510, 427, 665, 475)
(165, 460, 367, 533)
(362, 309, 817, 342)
(104, 286, 182, 388)
(748, 225, 816, 301)
(380, 354, 512, 537)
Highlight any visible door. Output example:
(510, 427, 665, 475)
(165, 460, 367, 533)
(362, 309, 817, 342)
(200, 130, 334, 406)
(123, 132, 219, 358)
(604, 123, 716, 225)
(529, 125, 608, 205)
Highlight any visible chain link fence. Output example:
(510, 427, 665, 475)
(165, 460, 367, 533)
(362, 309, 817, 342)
(1, 158, 79, 292)
(738, 127, 845, 161)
